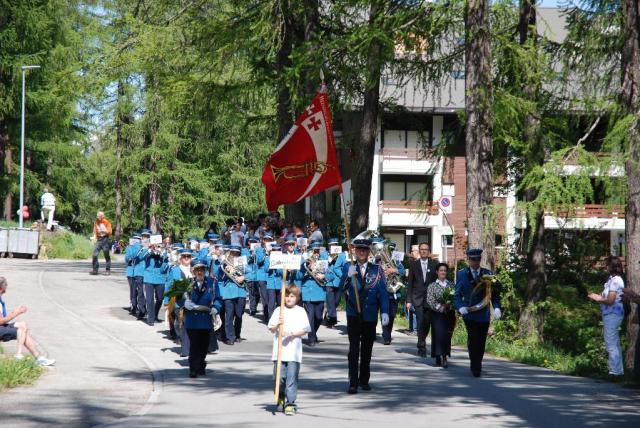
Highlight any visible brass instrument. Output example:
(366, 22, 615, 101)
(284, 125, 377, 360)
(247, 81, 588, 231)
(219, 252, 246, 288)
(356, 230, 405, 294)
(304, 250, 327, 286)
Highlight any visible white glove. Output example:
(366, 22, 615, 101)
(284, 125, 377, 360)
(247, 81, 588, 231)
(184, 299, 196, 311)
(381, 313, 389, 326)
(347, 265, 357, 277)
(210, 307, 218, 316)
(493, 308, 502, 320)
(459, 307, 469, 315)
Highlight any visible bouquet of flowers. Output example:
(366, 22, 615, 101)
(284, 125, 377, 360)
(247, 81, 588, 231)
(437, 286, 455, 309)
(164, 278, 192, 299)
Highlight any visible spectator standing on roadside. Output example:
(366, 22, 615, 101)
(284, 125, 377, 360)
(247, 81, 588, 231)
(91, 211, 112, 276)
(40, 188, 56, 231)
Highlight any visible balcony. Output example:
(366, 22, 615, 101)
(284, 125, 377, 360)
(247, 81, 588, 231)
(379, 147, 438, 174)
(379, 200, 441, 227)
(544, 204, 625, 230)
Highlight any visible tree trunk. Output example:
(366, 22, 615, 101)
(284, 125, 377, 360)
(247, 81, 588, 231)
(464, 0, 495, 268)
(621, 0, 640, 374)
(0, 122, 12, 221)
(303, 0, 327, 229)
(350, 0, 383, 235)
(114, 81, 125, 242)
(516, 0, 547, 342)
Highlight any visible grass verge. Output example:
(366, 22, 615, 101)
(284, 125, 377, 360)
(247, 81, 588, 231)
(0, 347, 43, 390)
(41, 231, 93, 259)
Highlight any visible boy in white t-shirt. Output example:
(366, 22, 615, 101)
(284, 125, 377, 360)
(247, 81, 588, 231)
(268, 285, 311, 415)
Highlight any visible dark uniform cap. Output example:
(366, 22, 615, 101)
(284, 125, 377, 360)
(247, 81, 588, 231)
(171, 243, 185, 249)
(388, 242, 397, 250)
(132, 234, 142, 240)
(228, 245, 242, 252)
(310, 242, 323, 250)
(178, 249, 192, 256)
(284, 235, 296, 244)
(141, 229, 152, 236)
(327, 237, 340, 245)
(270, 244, 282, 251)
(207, 233, 220, 240)
(247, 237, 259, 243)
(263, 233, 274, 240)
(191, 258, 207, 268)
(467, 248, 483, 259)
(352, 238, 372, 249)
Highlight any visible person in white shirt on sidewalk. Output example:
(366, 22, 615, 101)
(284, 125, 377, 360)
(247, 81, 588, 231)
(40, 188, 56, 231)
(268, 284, 311, 416)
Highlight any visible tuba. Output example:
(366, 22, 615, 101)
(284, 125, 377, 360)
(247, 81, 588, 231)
(304, 250, 327, 286)
(367, 234, 405, 294)
(219, 252, 246, 288)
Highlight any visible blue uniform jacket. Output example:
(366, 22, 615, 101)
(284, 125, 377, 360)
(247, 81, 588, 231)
(124, 243, 141, 277)
(298, 256, 327, 302)
(217, 264, 248, 300)
(254, 248, 268, 282)
(453, 267, 501, 323)
(143, 251, 167, 285)
(132, 246, 147, 277)
(326, 252, 347, 288)
(184, 277, 222, 330)
(339, 262, 389, 322)
(242, 248, 256, 282)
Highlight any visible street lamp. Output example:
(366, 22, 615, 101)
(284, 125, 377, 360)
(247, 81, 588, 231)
(19, 65, 40, 228)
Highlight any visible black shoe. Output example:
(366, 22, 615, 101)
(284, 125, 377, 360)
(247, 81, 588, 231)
(442, 356, 448, 368)
(197, 368, 206, 376)
(472, 370, 481, 378)
(137, 313, 146, 320)
(307, 340, 316, 347)
(225, 340, 235, 346)
(383, 340, 391, 345)
(359, 383, 371, 391)
(89, 271, 98, 275)
(435, 356, 442, 366)
(147, 321, 154, 326)
(189, 371, 197, 378)
(347, 386, 358, 394)
(417, 349, 427, 358)
(250, 311, 257, 316)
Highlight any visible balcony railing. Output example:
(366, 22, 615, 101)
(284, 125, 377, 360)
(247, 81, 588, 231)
(546, 204, 625, 219)
(380, 147, 436, 161)
(379, 200, 440, 216)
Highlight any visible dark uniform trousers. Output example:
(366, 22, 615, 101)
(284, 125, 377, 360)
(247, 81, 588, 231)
(134, 276, 146, 316)
(224, 298, 246, 343)
(416, 304, 432, 353)
(187, 329, 210, 373)
(324, 287, 342, 325)
(127, 277, 137, 312)
(144, 283, 164, 324)
(247, 281, 260, 314)
(464, 320, 490, 373)
(267, 289, 281, 320)
(347, 316, 376, 387)
(258, 281, 269, 321)
(303, 301, 324, 343)
(381, 296, 398, 343)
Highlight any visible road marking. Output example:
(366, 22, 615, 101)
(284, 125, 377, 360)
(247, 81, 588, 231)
(37, 270, 163, 425)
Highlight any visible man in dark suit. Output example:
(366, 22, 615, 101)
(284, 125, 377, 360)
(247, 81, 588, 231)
(406, 242, 437, 357)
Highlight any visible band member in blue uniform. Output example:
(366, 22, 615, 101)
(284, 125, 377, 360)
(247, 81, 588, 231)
(124, 233, 142, 316)
(256, 234, 272, 322)
(164, 248, 194, 357)
(266, 243, 284, 319)
(324, 238, 346, 328)
(217, 245, 247, 345)
(132, 230, 152, 319)
(453, 248, 502, 377)
(143, 241, 168, 326)
(184, 258, 222, 378)
(339, 238, 390, 394)
(245, 237, 260, 316)
(380, 241, 406, 345)
(299, 242, 327, 346)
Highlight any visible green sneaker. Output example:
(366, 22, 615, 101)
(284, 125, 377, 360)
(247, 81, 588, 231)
(284, 404, 297, 416)
(276, 398, 285, 412)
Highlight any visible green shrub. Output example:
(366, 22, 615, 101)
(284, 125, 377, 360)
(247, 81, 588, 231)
(42, 231, 93, 259)
(0, 356, 43, 390)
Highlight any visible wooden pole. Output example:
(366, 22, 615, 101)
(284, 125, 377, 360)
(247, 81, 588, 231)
(340, 193, 361, 314)
(274, 267, 288, 402)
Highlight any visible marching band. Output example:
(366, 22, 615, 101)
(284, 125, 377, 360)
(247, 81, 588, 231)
(119, 218, 502, 396)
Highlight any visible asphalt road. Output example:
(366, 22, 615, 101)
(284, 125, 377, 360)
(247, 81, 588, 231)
(0, 258, 638, 428)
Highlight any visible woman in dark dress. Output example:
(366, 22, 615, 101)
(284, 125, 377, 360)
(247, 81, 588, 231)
(425, 263, 455, 367)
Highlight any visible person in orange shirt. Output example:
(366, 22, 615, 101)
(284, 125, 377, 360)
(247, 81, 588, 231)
(91, 211, 113, 275)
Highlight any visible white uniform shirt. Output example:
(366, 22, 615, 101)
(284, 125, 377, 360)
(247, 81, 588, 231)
(268, 305, 311, 363)
(41, 192, 55, 207)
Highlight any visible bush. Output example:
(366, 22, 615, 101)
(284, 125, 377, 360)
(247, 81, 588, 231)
(0, 353, 43, 390)
(41, 230, 93, 259)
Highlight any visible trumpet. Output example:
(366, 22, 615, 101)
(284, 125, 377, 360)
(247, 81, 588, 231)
(219, 253, 246, 288)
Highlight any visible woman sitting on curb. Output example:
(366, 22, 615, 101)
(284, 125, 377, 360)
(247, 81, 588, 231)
(0, 277, 55, 366)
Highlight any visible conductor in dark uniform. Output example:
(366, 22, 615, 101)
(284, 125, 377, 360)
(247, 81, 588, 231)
(405, 242, 437, 357)
(339, 238, 389, 394)
(453, 248, 502, 377)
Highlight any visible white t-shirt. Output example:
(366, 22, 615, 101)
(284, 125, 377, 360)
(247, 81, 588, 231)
(41, 192, 55, 207)
(602, 275, 624, 303)
(230, 231, 245, 246)
(268, 305, 311, 363)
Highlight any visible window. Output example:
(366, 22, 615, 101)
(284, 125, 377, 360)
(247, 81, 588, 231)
(495, 234, 504, 248)
(381, 175, 433, 201)
(442, 234, 453, 248)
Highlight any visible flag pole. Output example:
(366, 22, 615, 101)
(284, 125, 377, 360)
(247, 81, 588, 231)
(340, 191, 361, 315)
(274, 267, 288, 402)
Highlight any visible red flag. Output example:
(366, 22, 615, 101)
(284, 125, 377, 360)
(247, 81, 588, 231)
(262, 92, 342, 211)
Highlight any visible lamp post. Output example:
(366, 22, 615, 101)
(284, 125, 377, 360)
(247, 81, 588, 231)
(19, 65, 40, 228)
